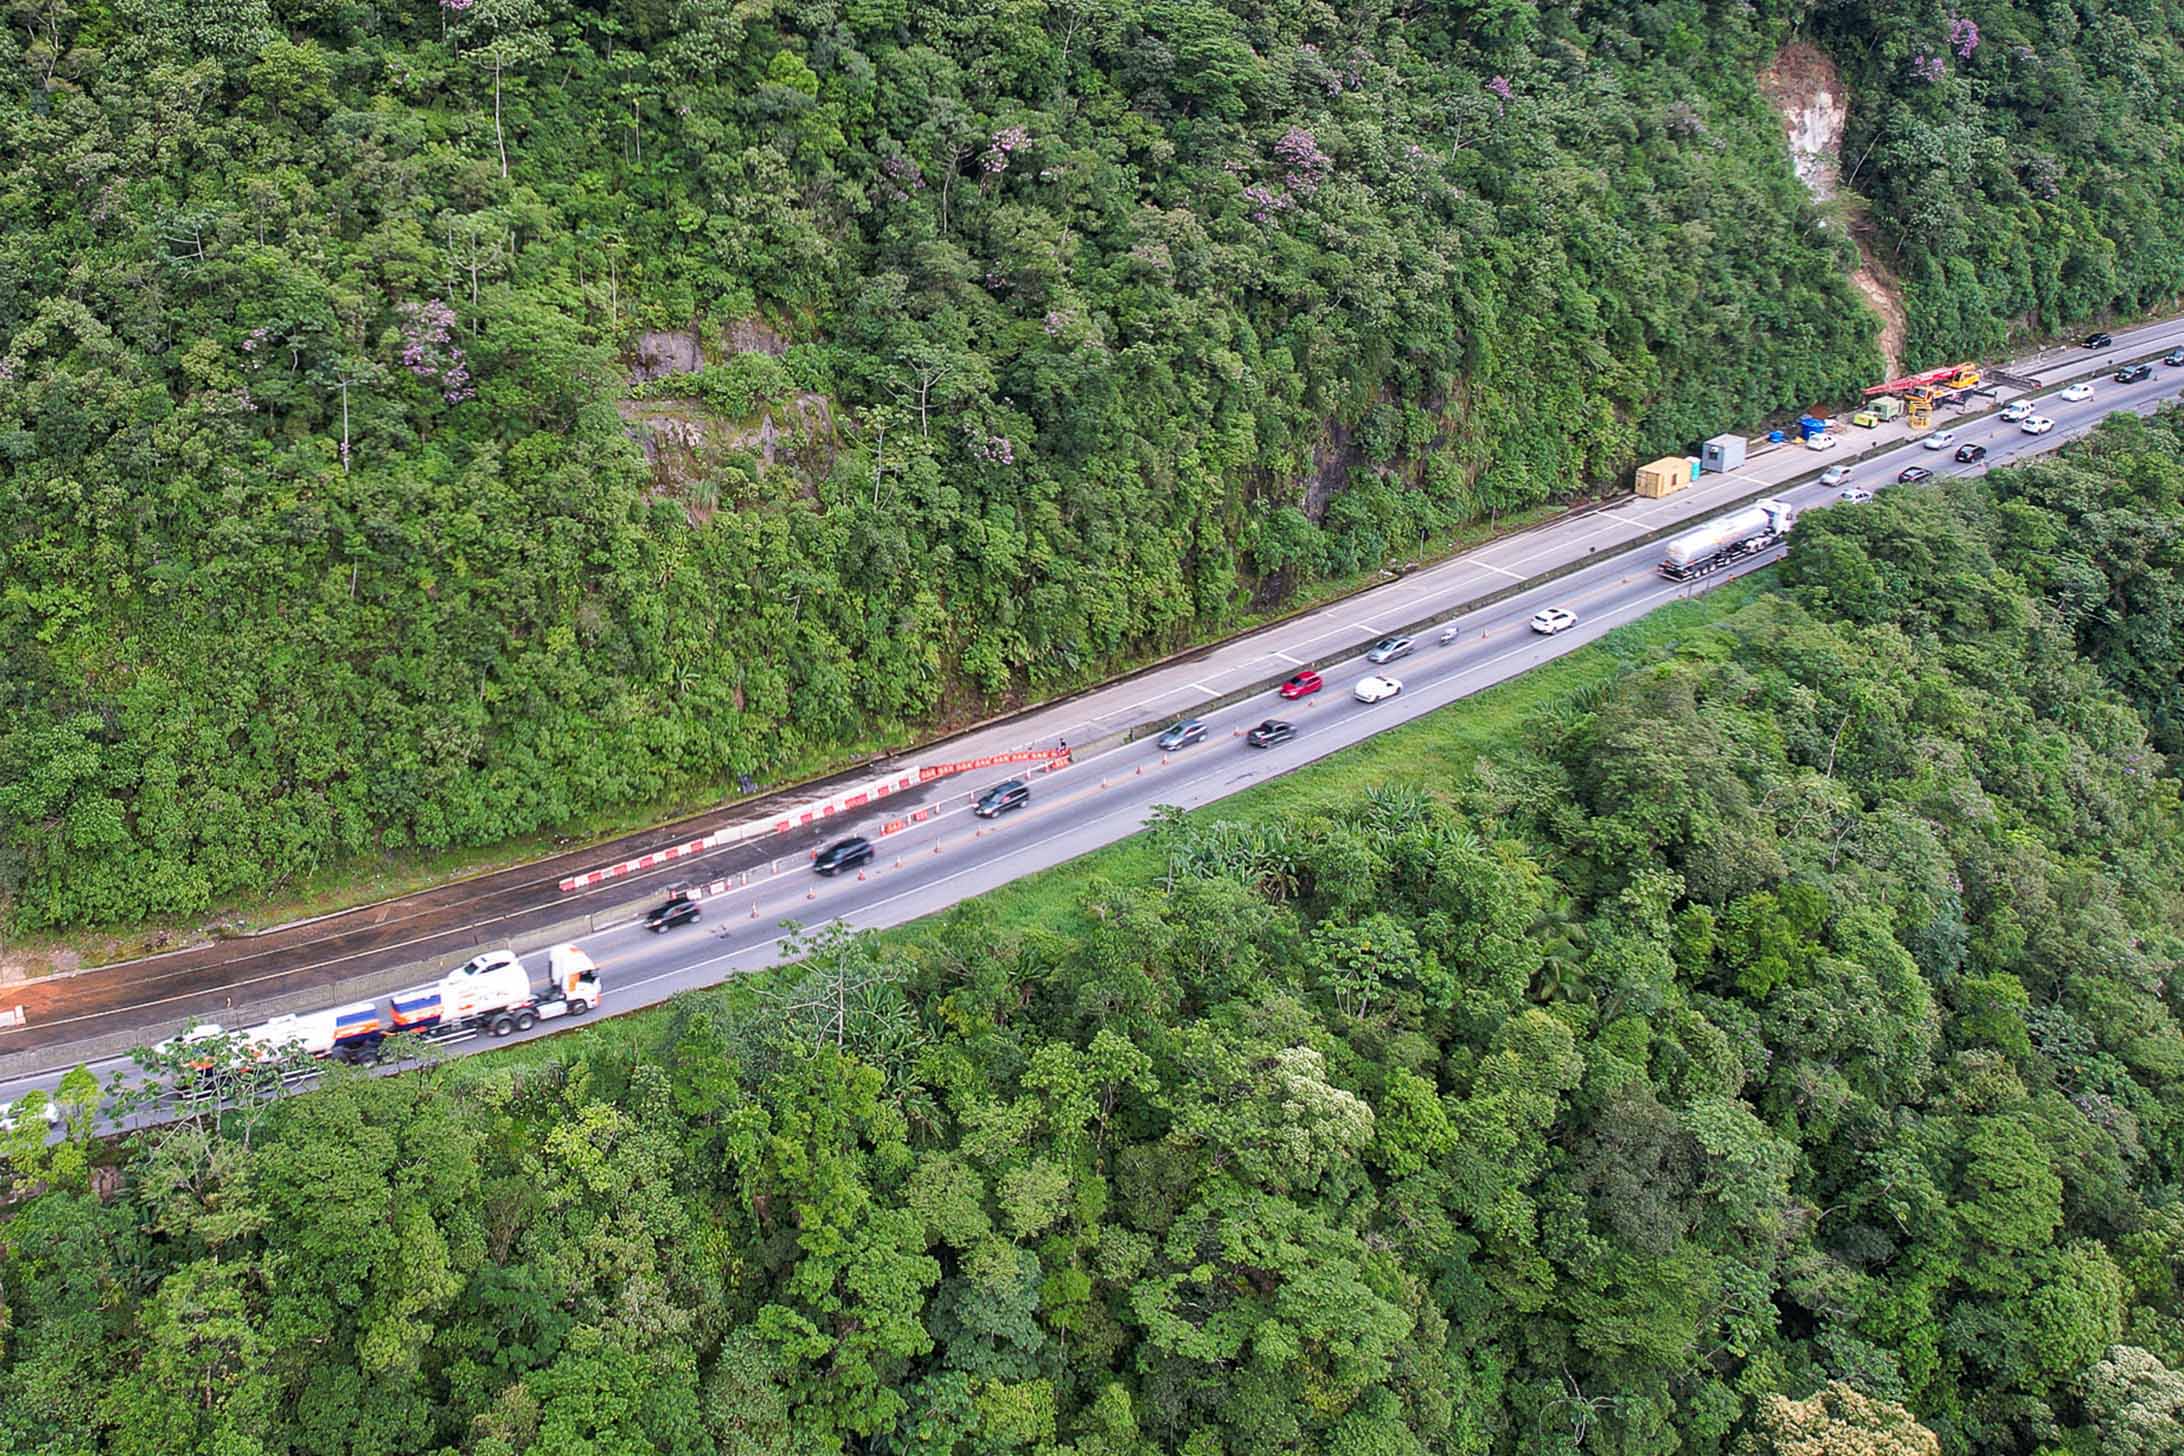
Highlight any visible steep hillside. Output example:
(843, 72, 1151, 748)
(0, 1, 2166, 929)
(1811, 0, 2184, 363)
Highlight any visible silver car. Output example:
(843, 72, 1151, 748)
(1366, 636, 1415, 664)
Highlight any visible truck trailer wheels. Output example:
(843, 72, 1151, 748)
(491, 1014, 516, 1036)
(515, 1009, 538, 1032)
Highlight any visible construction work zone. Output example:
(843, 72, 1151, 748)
(557, 746, 1073, 893)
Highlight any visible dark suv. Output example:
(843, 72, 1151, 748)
(645, 894, 701, 932)
(2115, 362, 2153, 384)
(2083, 332, 2113, 349)
(1247, 720, 1297, 748)
(814, 836, 875, 875)
(974, 780, 1030, 818)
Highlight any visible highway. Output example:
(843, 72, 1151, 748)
(6, 327, 2184, 1119)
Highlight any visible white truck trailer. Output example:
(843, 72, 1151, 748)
(158, 945, 603, 1078)
(1658, 498, 1798, 581)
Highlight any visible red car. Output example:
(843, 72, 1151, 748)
(1278, 670, 1322, 700)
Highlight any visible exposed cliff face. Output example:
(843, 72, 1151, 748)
(1761, 41, 1906, 376)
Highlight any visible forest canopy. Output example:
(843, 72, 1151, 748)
(7, 408, 2184, 1455)
(3, 0, 2181, 927)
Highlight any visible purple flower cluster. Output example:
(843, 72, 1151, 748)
(879, 153, 925, 202)
(1242, 183, 1294, 224)
(982, 126, 1031, 177)
(1274, 126, 1332, 195)
(1948, 16, 1979, 60)
(967, 429, 1014, 465)
(1908, 51, 1945, 83)
(241, 326, 271, 354)
(399, 299, 473, 404)
(1485, 75, 1512, 103)
(441, 0, 474, 12)
(1042, 310, 1070, 337)
(0, 357, 15, 383)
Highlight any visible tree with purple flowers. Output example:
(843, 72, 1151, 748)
(398, 299, 474, 404)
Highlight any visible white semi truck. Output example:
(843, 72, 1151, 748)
(1658, 498, 1798, 581)
(157, 945, 602, 1076)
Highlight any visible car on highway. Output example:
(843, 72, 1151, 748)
(1897, 465, 1935, 485)
(1804, 432, 1837, 451)
(1839, 487, 1875, 504)
(1529, 606, 1579, 635)
(1954, 443, 1988, 463)
(1156, 719, 1208, 751)
(1922, 430, 1956, 451)
(645, 893, 701, 932)
(814, 836, 875, 876)
(1277, 670, 1322, 700)
(2001, 400, 2033, 422)
(2115, 362, 2153, 384)
(1247, 719, 1297, 748)
(974, 779, 1030, 818)
(0, 1098, 59, 1134)
(1354, 674, 1403, 704)
(2061, 382, 2094, 402)
(2021, 415, 2056, 435)
(2083, 332, 2113, 349)
(2166, 347, 2184, 367)
(1819, 465, 1852, 488)
(1366, 635, 1415, 664)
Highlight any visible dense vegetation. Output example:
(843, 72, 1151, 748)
(1814, 0, 2184, 364)
(9, 409, 2184, 1454)
(5, 3, 2181, 936)
(0, 0, 1902, 929)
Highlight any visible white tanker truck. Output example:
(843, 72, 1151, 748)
(1658, 498, 1798, 581)
(158, 944, 602, 1076)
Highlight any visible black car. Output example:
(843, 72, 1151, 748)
(1897, 465, 1934, 485)
(2166, 347, 2184, 367)
(645, 894, 701, 932)
(2115, 362, 2153, 384)
(974, 779, 1030, 818)
(2083, 332, 2113, 349)
(814, 836, 875, 875)
(1954, 443, 1988, 463)
(1247, 720, 1297, 748)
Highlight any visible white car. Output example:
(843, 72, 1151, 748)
(1922, 430, 1956, 451)
(1530, 607, 1578, 635)
(2061, 383, 2094, 402)
(1839, 487, 1874, 504)
(1819, 465, 1852, 488)
(2000, 400, 2032, 422)
(2021, 416, 2056, 435)
(0, 1097, 61, 1134)
(1804, 432, 1837, 451)
(1353, 674, 1403, 704)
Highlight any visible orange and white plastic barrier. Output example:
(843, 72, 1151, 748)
(558, 747, 1072, 892)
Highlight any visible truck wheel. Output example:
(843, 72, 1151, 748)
(569, 999, 590, 1017)
(491, 1014, 515, 1036)
(515, 1009, 538, 1032)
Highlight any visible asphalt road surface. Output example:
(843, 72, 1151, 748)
(4, 327, 2184, 1104)
(6, 334, 2184, 1115)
